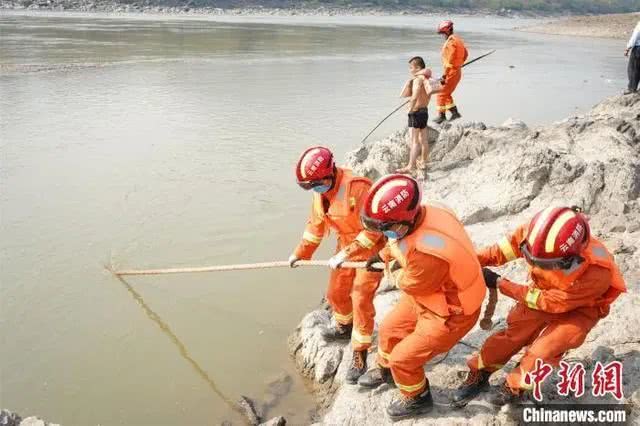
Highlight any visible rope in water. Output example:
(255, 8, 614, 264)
(113, 260, 377, 276)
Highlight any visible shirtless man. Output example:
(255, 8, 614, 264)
(397, 56, 439, 174)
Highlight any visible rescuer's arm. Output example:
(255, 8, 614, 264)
(293, 200, 326, 260)
(498, 266, 611, 314)
(476, 224, 528, 267)
(397, 250, 449, 297)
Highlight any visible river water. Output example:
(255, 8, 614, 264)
(0, 11, 627, 425)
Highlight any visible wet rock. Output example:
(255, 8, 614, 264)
(0, 410, 22, 426)
(290, 94, 640, 425)
(259, 417, 286, 426)
(238, 396, 262, 425)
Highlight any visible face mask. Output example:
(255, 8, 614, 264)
(312, 184, 331, 194)
(383, 230, 400, 240)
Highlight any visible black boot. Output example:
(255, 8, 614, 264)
(345, 350, 367, 384)
(386, 384, 434, 420)
(320, 322, 352, 341)
(358, 366, 395, 389)
(433, 112, 447, 124)
(451, 369, 492, 408)
(488, 381, 524, 406)
(448, 106, 462, 121)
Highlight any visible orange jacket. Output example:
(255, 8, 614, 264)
(478, 224, 626, 316)
(442, 34, 468, 80)
(294, 167, 384, 261)
(381, 203, 486, 317)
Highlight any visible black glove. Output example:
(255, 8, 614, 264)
(366, 253, 383, 272)
(439, 76, 446, 85)
(482, 267, 501, 289)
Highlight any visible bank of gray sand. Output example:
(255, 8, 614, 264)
(289, 93, 640, 425)
(520, 12, 639, 39)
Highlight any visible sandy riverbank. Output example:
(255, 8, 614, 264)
(519, 12, 639, 39)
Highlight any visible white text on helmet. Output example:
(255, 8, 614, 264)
(560, 223, 585, 253)
(381, 189, 411, 214)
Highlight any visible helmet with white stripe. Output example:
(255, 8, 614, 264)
(360, 174, 422, 231)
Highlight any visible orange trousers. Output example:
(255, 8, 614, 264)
(467, 303, 599, 392)
(327, 257, 382, 351)
(377, 295, 480, 396)
(436, 69, 462, 112)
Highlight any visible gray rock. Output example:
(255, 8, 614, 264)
(259, 417, 286, 426)
(290, 94, 640, 425)
(0, 410, 22, 426)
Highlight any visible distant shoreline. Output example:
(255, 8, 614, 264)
(517, 12, 639, 40)
(0, 1, 569, 19)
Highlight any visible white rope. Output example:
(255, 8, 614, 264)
(113, 260, 383, 276)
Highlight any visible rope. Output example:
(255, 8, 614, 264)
(479, 287, 499, 330)
(112, 260, 381, 277)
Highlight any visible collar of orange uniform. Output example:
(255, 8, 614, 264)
(322, 167, 344, 201)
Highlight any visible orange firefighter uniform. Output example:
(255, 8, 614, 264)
(467, 224, 627, 393)
(294, 167, 385, 350)
(437, 34, 468, 114)
(376, 203, 486, 396)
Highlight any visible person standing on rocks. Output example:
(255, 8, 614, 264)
(624, 20, 640, 94)
(433, 20, 468, 124)
(357, 174, 486, 420)
(452, 206, 626, 408)
(288, 146, 385, 384)
(397, 56, 439, 174)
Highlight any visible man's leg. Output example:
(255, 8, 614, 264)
(358, 295, 416, 388)
(386, 308, 480, 419)
(446, 71, 462, 120)
(628, 46, 640, 92)
(397, 128, 419, 173)
(453, 303, 548, 406)
(501, 309, 599, 399)
(418, 127, 428, 167)
(345, 268, 383, 383)
(323, 266, 356, 340)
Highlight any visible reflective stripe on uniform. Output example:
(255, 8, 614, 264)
(437, 103, 456, 111)
(397, 377, 426, 393)
(525, 288, 541, 310)
(545, 210, 576, 253)
(378, 348, 391, 361)
(334, 311, 353, 323)
(520, 367, 534, 390)
(498, 236, 517, 261)
(476, 353, 504, 371)
(355, 232, 375, 249)
(303, 231, 322, 244)
(351, 329, 372, 344)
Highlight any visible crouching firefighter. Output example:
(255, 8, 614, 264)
(289, 146, 385, 383)
(357, 174, 486, 420)
(452, 206, 627, 407)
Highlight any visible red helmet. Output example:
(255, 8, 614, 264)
(520, 206, 591, 269)
(295, 146, 335, 188)
(361, 174, 422, 231)
(437, 20, 454, 34)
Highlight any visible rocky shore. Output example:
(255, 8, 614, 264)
(519, 12, 639, 39)
(288, 93, 640, 425)
(0, 410, 60, 426)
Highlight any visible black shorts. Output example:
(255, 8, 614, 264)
(408, 108, 429, 129)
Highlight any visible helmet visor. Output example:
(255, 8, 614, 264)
(360, 214, 411, 233)
(519, 242, 574, 270)
(298, 177, 333, 191)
